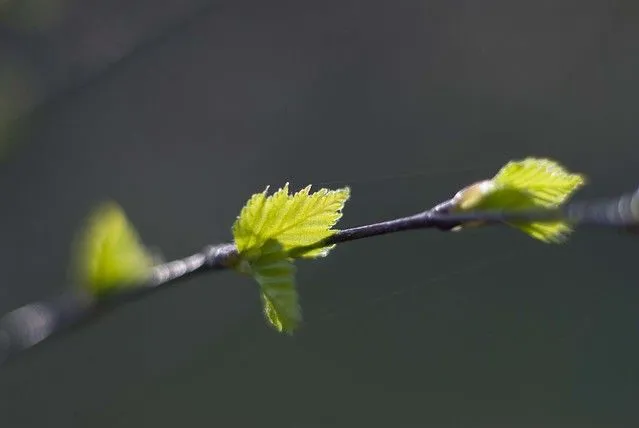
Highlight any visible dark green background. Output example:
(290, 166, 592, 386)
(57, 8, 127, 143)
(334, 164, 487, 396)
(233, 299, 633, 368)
(1, 1, 639, 427)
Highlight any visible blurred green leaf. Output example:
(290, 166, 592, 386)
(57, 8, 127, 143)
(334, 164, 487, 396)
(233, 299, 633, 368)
(71, 202, 155, 295)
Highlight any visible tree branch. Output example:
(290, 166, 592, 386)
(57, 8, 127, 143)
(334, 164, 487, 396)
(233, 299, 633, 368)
(1, 188, 637, 366)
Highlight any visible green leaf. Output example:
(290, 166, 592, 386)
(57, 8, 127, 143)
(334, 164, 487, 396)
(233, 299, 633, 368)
(71, 202, 155, 295)
(250, 239, 301, 334)
(492, 158, 586, 207)
(232, 183, 350, 259)
(453, 158, 586, 242)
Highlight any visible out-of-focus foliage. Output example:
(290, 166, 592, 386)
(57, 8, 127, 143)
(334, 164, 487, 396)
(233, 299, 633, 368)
(0, 0, 73, 157)
(71, 202, 155, 296)
(0, 60, 35, 159)
(0, 0, 70, 31)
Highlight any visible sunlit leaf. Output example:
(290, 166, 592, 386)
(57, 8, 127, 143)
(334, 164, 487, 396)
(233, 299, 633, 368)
(232, 183, 350, 259)
(452, 158, 586, 242)
(249, 239, 300, 334)
(72, 202, 155, 295)
(492, 158, 586, 207)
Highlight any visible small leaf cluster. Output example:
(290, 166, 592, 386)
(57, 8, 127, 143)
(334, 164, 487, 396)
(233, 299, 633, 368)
(231, 183, 350, 333)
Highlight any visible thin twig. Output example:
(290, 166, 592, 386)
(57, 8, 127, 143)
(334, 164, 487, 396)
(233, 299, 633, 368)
(0, 189, 637, 366)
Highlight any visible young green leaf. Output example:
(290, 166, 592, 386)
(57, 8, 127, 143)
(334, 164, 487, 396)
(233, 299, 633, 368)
(232, 183, 350, 259)
(248, 239, 301, 334)
(451, 158, 586, 242)
(71, 202, 155, 295)
(492, 158, 586, 207)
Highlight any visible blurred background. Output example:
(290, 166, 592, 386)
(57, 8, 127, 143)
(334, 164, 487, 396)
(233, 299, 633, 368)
(1, 1, 639, 427)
